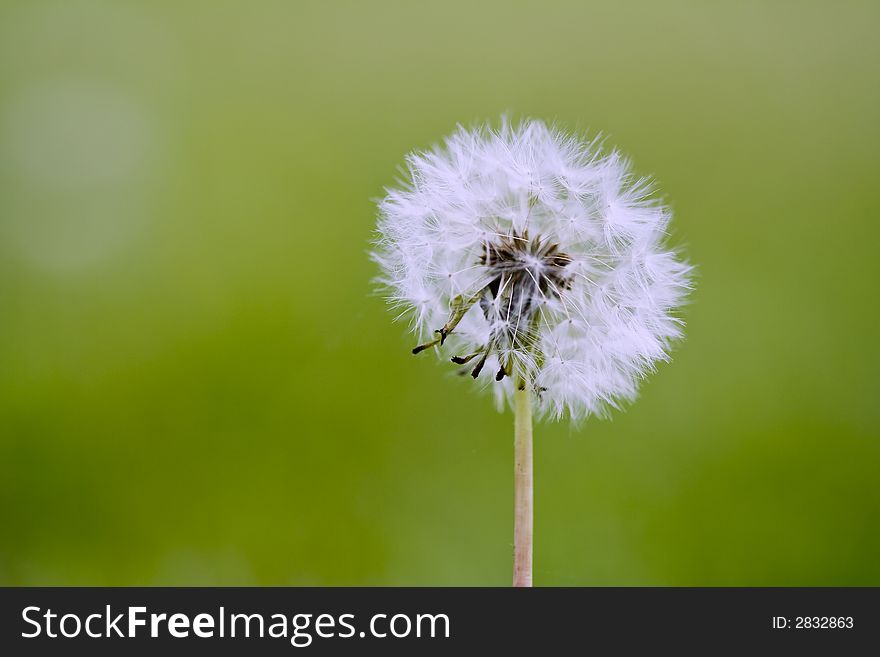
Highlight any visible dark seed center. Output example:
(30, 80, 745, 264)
(478, 231, 572, 325)
(412, 231, 572, 384)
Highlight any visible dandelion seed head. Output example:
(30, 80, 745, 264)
(373, 118, 693, 421)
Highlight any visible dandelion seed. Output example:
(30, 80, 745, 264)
(372, 118, 693, 586)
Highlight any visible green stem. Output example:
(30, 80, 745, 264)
(513, 383, 533, 587)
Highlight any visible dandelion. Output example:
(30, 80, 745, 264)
(373, 118, 692, 586)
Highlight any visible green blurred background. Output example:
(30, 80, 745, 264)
(1, 0, 878, 586)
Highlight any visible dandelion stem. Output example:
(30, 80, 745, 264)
(513, 382, 533, 587)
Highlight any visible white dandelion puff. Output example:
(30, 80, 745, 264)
(373, 118, 692, 422)
(372, 117, 693, 586)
